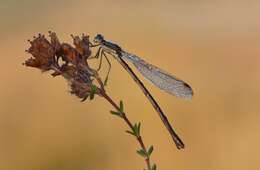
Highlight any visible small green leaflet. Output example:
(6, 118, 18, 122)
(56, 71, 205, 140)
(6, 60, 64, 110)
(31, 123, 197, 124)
(89, 85, 97, 100)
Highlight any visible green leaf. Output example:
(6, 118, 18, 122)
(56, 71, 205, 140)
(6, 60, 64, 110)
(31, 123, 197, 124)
(133, 124, 138, 136)
(81, 95, 89, 102)
(137, 122, 141, 135)
(132, 122, 141, 137)
(125, 130, 136, 136)
(89, 85, 97, 100)
(151, 164, 157, 170)
(62, 72, 71, 80)
(147, 146, 154, 156)
(137, 149, 147, 158)
(119, 100, 124, 112)
(89, 94, 94, 100)
(110, 110, 122, 118)
(104, 76, 109, 86)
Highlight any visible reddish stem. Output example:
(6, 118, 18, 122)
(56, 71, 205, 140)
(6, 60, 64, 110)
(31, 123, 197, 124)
(101, 91, 152, 170)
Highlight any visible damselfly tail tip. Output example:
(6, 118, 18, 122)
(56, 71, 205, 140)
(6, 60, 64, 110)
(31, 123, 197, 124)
(173, 136, 185, 149)
(177, 144, 185, 149)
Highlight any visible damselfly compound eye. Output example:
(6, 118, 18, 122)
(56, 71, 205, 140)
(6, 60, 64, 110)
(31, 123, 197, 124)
(94, 34, 104, 43)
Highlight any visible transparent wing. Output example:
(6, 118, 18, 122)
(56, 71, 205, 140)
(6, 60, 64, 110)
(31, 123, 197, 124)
(121, 52, 193, 99)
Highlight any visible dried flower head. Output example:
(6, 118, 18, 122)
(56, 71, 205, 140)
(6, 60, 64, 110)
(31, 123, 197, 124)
(24, 34, 56, 71)
(24, 32, 102, 101)
(48, 31, 61, 52)
(71, 34, 91, 59)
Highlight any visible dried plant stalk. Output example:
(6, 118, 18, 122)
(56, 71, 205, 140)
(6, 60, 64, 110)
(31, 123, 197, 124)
(23, 32, 156, 170)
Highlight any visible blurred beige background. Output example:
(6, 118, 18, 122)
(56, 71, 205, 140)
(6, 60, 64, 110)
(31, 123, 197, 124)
(1, 0, 260, 170)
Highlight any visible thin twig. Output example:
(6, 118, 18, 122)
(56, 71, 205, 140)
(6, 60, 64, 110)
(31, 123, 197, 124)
(100, 90, 152, 170)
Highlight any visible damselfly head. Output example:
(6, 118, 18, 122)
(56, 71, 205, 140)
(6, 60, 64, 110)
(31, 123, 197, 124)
(93, 34, 104, 44)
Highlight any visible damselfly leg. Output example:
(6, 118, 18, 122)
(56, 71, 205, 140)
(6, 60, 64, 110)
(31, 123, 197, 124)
(90, 46, 112, 85)
(89, 42, 100, 48)
(89, 46, 102, 59)
(97, 52, 103, 71)
(101, 50, 112, 85)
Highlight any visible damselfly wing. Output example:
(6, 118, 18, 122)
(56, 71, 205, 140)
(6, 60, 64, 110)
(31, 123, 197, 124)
(121, 51, 193, 99)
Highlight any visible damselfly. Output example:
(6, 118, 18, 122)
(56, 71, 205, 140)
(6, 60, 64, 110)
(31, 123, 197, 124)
(90, 34, 193, 149)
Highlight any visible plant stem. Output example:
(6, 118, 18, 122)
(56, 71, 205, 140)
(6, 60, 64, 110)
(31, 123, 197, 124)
(101, 91, 152, 170)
